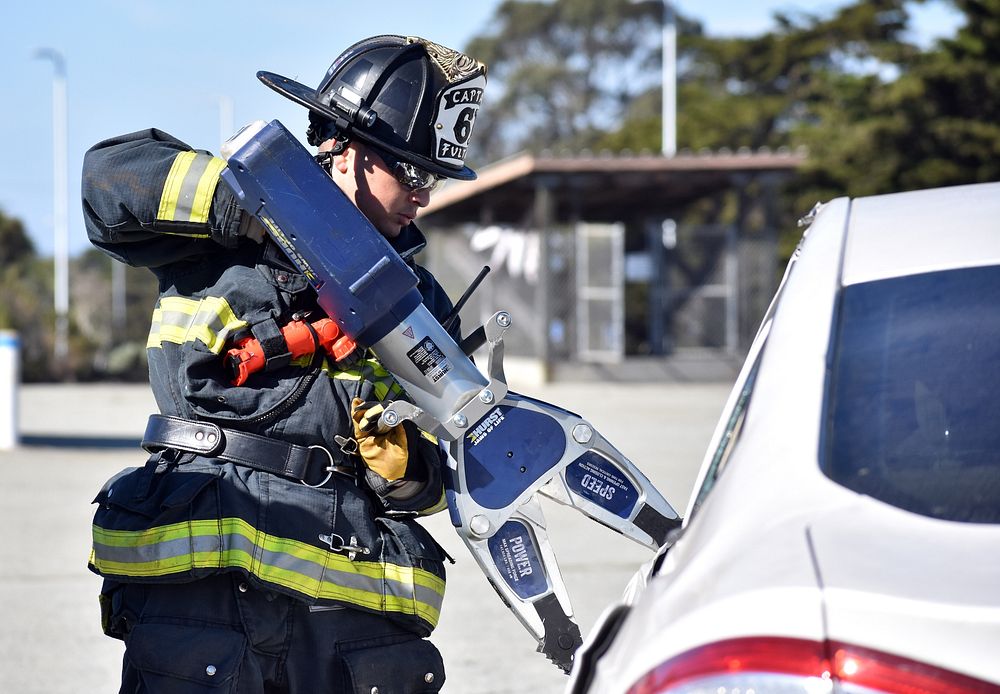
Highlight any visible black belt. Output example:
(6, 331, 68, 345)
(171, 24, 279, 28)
(142, 414, 354, 488)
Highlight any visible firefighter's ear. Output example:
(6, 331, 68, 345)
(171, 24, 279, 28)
(333, 147, 353, 175)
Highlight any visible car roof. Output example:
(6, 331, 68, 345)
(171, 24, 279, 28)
(842, 181, 1000, 286)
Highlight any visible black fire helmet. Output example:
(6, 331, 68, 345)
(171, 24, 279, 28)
(258, 35, 487, 180)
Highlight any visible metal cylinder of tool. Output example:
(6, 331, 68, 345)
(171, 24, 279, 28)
(373, 303, 488, 425)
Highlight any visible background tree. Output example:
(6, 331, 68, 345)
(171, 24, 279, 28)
(465, 0, 668, 163)
(0, 207, 156, 381)
(72, 249, 157, 380)
(471, 0, 919, 157)
(0, 210, 36, 266)
(798, 0, 1000, 198)
(0, 207, 57, 380)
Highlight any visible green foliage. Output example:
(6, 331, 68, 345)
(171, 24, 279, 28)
(466, 0, 668, 162)
(0, 208, 43, 346)
(0, 208, 155, 381)
(70, 248, 157, 381)
(0, 208, 36, 266)
(791, 0, 1000, 209)
(0, 253, 57, 379)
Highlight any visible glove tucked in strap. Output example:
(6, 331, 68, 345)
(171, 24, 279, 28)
(350, 398, 409, 482)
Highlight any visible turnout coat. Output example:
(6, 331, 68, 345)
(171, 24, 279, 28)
(82, 128, 457, 637)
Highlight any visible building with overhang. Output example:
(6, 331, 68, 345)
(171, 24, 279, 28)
(417, 148, 806, 382)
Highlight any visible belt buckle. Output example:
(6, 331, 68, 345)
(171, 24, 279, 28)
(300, 445, 336, 488)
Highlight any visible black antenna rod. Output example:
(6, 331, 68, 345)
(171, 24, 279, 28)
(442, 265, 491, 333)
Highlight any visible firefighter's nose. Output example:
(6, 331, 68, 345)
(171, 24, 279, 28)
(411, 188, 431, 207)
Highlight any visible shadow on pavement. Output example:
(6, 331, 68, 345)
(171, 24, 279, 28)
(19, 435, 142, 449)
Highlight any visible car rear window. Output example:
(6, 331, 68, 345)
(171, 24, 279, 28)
(823, 264, 1000, 523)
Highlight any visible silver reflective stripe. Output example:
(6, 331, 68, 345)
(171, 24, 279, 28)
(172, 154, 214, 221)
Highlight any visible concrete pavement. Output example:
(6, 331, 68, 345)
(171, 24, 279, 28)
(1, 379, 731, 693)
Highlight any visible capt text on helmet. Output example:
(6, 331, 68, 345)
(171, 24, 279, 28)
(81, 35, 486, 693)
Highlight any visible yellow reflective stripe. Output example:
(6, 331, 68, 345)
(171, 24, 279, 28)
(157, 151, 226, 224)
(92, 518, 444, 625)
(146, 296, 247, 354)
(332, 359, 391, 380)
(160, 230, 211, 239)
(419, 490, 449, 516)
(157, 151, 197, 221)
(291, 354, 315, 368)
(332, 358, 403, 400)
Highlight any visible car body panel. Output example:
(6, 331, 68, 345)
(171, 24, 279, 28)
(570, 182, 1000, 693)
(843, 182, 1000, 286)
(809, 498, 1000, 683)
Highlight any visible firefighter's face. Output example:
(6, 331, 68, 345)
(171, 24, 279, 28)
(324, 141, 431, 239)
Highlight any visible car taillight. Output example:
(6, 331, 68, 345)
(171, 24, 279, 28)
(627, 637, 1000, 694)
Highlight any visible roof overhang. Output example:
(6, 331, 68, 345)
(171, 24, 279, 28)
(420, 149, 807, 225)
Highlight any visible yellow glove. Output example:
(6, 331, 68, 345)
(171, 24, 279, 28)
(350, 398, 408, 482)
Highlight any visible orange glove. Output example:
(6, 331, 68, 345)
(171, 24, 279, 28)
(350, 398, 409, 482)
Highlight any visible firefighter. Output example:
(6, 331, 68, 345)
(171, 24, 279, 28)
(82, 35, 486, 693)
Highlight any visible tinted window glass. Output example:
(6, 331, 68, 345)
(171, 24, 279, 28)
(824, 265, 1000, 523)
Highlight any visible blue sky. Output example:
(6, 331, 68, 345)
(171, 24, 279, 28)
(2, 0, 962, 257)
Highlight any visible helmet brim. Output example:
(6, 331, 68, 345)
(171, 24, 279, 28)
(258, 71, 477, 181)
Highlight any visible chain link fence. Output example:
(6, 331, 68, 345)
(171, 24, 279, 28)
(423, 221, 778, 363)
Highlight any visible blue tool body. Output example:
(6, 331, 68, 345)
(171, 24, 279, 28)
(221, 121, 421, 346)
(463, 402, 566, 509)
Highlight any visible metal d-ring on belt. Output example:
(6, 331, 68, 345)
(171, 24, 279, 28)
(141, 414, 354, 488)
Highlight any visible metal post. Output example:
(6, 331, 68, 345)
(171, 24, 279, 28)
(111, 258, 126, 340)
(36, 49, 70, 367)
(533, 182, 554, 379)
(662, 1, 677, 157)
(724, 225, 739, 356)
(647, 218, 674, 355)
(0, 331, 19, 450)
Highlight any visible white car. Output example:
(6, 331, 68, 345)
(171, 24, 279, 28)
(568, 182, 1000, 694)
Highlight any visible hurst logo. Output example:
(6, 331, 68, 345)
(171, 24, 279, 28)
(467, 407, 504, 445)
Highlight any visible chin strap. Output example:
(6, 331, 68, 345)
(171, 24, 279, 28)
(313, 134, 351, 169)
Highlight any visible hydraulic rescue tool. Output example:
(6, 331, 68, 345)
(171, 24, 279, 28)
(220, 119, 681, 673)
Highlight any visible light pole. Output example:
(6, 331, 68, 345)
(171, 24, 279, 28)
(35, 48, 70, 367)
(662, 0, 677, 157)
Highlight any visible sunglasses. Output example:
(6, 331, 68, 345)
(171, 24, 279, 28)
(368, 146, 445, 193)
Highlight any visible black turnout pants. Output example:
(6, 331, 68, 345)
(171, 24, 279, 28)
(105, 574, 445, 693)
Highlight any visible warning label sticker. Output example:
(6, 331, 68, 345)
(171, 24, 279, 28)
(406, 337, 453, 383)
